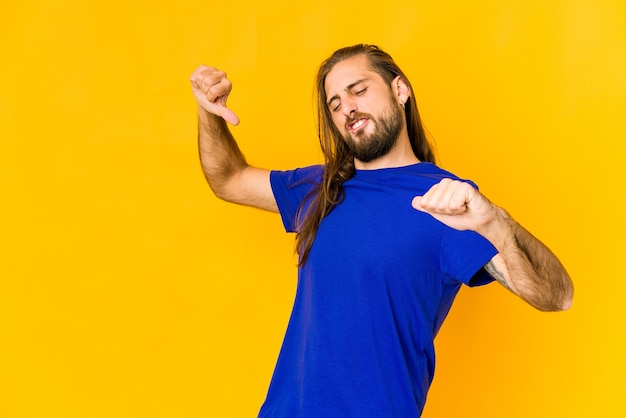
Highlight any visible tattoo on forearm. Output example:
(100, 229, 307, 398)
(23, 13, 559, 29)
(485, 261, 511, 291)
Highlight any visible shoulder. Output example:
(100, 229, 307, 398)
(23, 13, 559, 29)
(414, 163, 479, 190)
(271, 164, 324, 186)
(270, 165, 324, 209)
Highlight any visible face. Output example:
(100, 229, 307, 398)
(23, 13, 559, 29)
(324, 55, 404, 163)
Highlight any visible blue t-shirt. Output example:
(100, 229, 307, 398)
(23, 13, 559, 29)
(259, 162, 498, 417)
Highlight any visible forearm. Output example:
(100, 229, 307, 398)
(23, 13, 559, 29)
(197, 109, 248, 199)
(484, 208, 573, 311)
(412, 179, 573, 311)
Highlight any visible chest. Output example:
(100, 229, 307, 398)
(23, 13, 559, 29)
(311, 184, 442, 271)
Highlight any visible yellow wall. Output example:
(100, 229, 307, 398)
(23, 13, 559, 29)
(1, 0, 624, 416)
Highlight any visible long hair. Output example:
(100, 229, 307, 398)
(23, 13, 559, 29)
(295, 44, 436, 266)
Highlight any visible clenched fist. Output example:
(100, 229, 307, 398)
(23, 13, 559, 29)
(190, 65, 240, 125)
(412, 178, 499, 234)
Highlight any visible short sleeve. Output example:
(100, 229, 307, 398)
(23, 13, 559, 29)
(270, 165, 323, 233)
(439, 228, 499, 287)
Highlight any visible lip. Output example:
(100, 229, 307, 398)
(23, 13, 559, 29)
(347, 117, 369, 133)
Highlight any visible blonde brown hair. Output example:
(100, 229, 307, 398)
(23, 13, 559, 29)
(295, 44, 436, 266)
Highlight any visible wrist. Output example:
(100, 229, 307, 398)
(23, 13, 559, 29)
(198, 106, 219, 121)
(197, 107, 228, 133)
(478, 206, 516, 252)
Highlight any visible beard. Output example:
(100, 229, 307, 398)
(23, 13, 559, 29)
(341, 99, 404, 163)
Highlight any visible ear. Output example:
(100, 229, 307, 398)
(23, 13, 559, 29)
(391, 76, 411, 106)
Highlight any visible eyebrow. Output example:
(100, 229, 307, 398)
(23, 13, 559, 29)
(326, 78, 369, 107)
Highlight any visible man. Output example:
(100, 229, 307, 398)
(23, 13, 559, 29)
(190, 44, 573, 417)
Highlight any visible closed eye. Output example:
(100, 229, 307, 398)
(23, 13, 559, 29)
(326, 82, 369, 112)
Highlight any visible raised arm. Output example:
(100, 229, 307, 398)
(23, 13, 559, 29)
(190, 65, 278, 212)
(412, 179, 573, 312)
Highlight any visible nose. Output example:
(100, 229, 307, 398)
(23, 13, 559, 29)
(341, 98, 357, 117)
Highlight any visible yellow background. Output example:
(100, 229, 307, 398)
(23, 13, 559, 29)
(1, 0, 624, 416)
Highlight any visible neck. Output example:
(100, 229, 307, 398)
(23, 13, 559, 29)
(354, 133, 420, 170)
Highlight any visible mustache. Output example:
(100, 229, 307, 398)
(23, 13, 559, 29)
(345, 112, 374, 128)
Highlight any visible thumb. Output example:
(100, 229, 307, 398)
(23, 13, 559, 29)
(214, 96, 240, 126)
(220, 107, 240, 126)
(411, 196, 426, 212)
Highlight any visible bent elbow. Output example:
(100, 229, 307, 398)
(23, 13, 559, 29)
(203, 166, 248, 203)
(209, 183, 231, 202)
(209, 183, 241, 204)
(540, 296, 572, 312)
(560, 286, 575, 311)
(560, 294, 573, 311)
(533, 284, 574, 312)
(558, 276, 575, 311)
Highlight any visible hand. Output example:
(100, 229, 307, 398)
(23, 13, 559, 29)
(411, 178, 498, 234)
(190, 65, 240, 125)
(413, 180, 573, 311)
